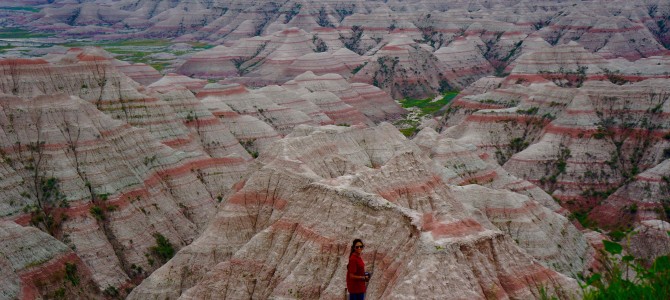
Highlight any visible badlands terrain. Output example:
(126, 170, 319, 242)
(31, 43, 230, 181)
(1, 0, 670, 299)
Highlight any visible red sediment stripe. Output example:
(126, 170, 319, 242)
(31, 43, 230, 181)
(196, 85, 247, 98)
(377, 175, 443, 203)
(498, 264, 556, 294)
(18, 252, 89, 300)
(162, 137, 193, 147)
(227, 191, 288, 210)
(272, 220, 336, 245)
(506, 74, 552, 83)
(422, 215, 485, 239)
(464, 114, 539, 123)
(527, 179, 619, 189)
(233, 179, 246, 192)
(0, 58, 48, 65)
(634, 175, 665, 183)
(381, 45, 406, 51)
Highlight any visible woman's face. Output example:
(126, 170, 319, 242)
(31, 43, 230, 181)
(354, 242, 364, 254)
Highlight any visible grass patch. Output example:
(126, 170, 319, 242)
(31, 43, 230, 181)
(97, 39, 171, 47)
(0, 44, 14, 53)
(569, 210, 597, 229)
(188, 41, 214, 49)
(0, 27, 52, 39)
(149, 62, 169, 71)
(0, 6, 40, 13)
(399, 127, 417, 137)
(399, 91, 459, 116)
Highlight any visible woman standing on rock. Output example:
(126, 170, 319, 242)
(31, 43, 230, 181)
(347, 239, 370, 300)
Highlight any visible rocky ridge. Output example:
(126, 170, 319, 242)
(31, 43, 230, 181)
(129, 124, 582, 299)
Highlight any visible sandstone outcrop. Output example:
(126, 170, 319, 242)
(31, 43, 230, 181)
(0, 221, 100, 299)
(351, 36, 457, 99)
(3, 1, 670, 298)
(129, 124, 581, 299)
(438, 47, 670, 232)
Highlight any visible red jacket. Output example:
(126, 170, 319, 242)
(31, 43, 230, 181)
(346, 253, 366, 294)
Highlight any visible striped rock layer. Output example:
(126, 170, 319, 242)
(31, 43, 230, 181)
(129, 124, 582, 300)
(438, 48, 670, 229)
(0, 47, 407, 297)
(21, 1, 667, 100)
(0, 221, 99, 300)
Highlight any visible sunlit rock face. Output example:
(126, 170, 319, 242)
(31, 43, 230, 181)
(129, 124, 584, 299)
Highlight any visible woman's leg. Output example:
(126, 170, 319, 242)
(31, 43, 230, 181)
(349, 293, 365, 300)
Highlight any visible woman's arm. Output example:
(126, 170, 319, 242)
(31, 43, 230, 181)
(347, 260, 367, 280)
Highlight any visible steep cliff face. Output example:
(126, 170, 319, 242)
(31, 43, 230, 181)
(129, 124, 583, 299)
(0, 47, 412, 296)
(0, 92, 250, 291)
(351, 36, 457, 99)
(0, 50, 262, 295)
(438, 42, 670, 231)
(1, 221, 100, 299)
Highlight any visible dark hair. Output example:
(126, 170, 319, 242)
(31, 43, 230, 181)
(350, 239, 364, 257)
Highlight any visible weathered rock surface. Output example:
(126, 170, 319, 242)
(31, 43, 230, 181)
(21, 1, 667, 101)
(0, 50, 259, 294)
(3, 1, 670, 298)
(129, 124, 583, 299)
(351, 35, 457, 99)
(438, 45, 670, 232)
(0, 221, 99, 299)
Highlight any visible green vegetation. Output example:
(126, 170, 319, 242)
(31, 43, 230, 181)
(569, 210, 597, 229)
(64, 262, 79, 286)
(581, 239, 670, 300)
(399, 91, 459, 115)
(0, 44, 14, 53)
(399, 126, 418, 137)
(351, 62, 367, 74)
(186, 41, 214, 49)
(103, 286, 120, 298)
(0, 27, 52, 39)
(94, 39, 172, 47)
(89, 205, 104, 220)
(394, 91, 459, 138)
(63, 39, 197, 72)
(149, 233, 175, 262)
(0, 6, 40, 13)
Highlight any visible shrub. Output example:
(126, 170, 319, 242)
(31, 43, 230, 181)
(64, 262, 79, 286)
(582, 240, 670, 299)
(90, 205, 104, 220)
(150, 233, 175, 262)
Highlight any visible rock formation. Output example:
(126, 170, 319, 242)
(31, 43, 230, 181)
(2, 1, 670, 298)
(129, 124, 581, 299)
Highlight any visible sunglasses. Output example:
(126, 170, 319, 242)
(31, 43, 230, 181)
(355, 245, 365, 249)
